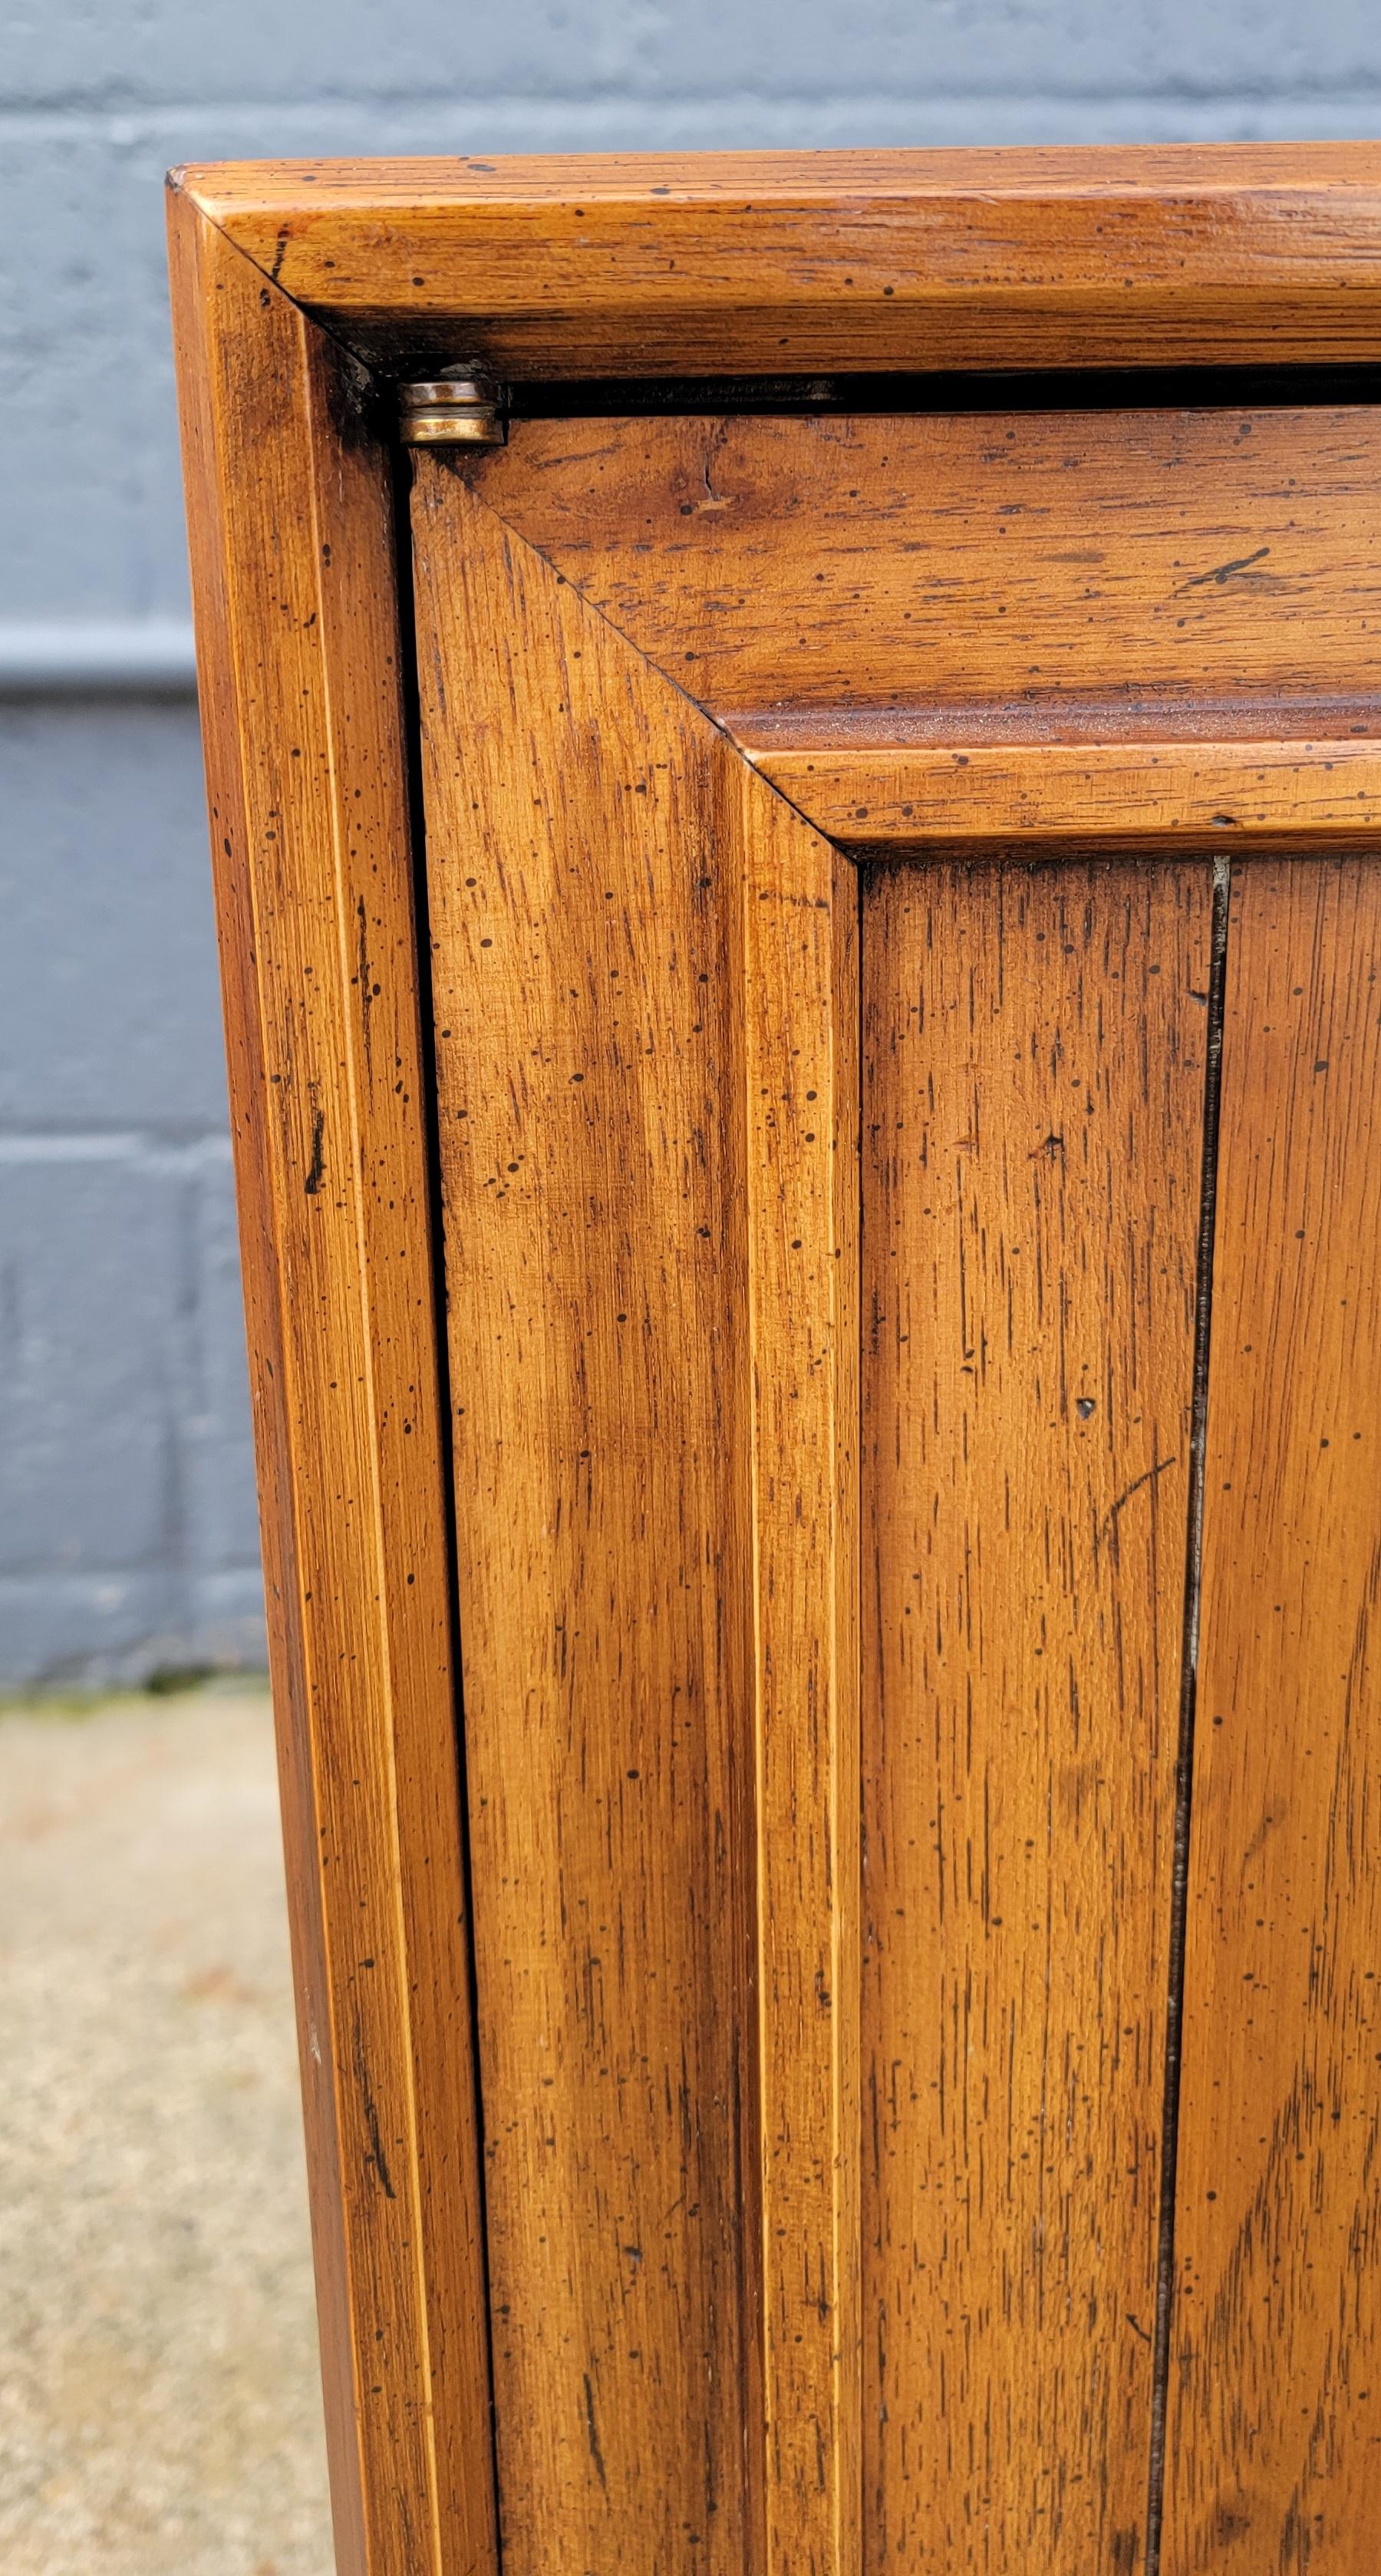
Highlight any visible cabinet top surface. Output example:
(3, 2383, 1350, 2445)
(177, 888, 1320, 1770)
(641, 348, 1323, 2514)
(175, 141, 1381, 208)
(170, 144, 1381, 378)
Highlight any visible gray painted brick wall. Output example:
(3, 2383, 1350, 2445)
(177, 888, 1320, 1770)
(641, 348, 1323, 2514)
(0, 701, 261, 1681)
(2, 1, 1379, 1683)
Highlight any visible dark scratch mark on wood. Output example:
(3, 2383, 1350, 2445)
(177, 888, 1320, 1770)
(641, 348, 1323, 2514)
(353, 2020, 397, 2200)
(1178, 546, 1271, 590)
(357, 896, 375, 1078)
(1106, 1454, 1178, 1532)
(304, 1108, 326, 1196)
(582, 2372, 608, 2490)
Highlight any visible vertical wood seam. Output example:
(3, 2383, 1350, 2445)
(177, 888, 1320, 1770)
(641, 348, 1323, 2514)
(1145, 854, 1232, 2576)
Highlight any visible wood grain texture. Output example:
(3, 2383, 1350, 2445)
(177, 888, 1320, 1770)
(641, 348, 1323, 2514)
(747, 741, 1381, 847)
(862, 859, 1211, 2573)
(166, 190, 497, 2576)
(1165, 857, 1381, 2574)
(170, 144, 1381, 2571)
(176, 147, 1381, 372)
(460, 410, 1381, 741)
(410, 457, 862, 2576)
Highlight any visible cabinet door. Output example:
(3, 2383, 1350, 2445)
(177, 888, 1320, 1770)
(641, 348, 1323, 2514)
(406, 404, 1381, 2575)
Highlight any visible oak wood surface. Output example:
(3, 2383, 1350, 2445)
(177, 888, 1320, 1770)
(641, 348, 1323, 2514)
(742, 801, 862, 2576)
(460, 409, 1381, 744)
(177, 147, 1381, 372)
(862, 858, 1211, 2572)
(1165, 856, 1381, 2574)
(167, 189, 497, 2576)
(410, 456, 862, 2576)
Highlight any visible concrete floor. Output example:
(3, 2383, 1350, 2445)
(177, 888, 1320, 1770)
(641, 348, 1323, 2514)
(0, 1687, 334, 2574)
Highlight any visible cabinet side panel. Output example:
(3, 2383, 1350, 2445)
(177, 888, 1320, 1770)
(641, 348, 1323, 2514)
(1167, 857, 1381, 2574)
(862, 858, 1211, 2572)
(410, 457, 762, 2576)
(168, 193, 496, 2576)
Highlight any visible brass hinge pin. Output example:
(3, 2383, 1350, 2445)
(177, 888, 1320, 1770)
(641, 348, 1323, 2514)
(398, 374, 505, 447)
